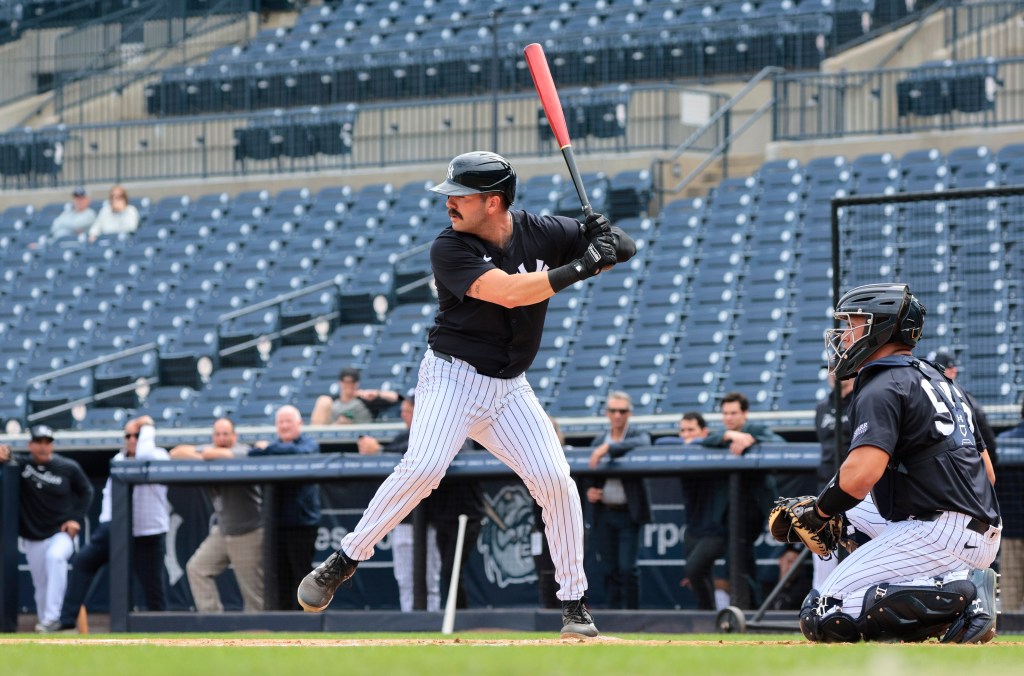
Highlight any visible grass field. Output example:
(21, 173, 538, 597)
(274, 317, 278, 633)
(3, 633, 1022, 676)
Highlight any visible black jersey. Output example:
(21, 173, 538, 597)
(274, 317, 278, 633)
(849, 355, 999, 525)
(428, 209, 589, 378)
(13, 452, 94, 541)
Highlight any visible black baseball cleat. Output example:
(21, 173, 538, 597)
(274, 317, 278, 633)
(941, 568, 999, 644)
(560, 597, 599, 638)
(297, 549, 359, 612)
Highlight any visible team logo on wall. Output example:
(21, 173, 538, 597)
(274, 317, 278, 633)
(476, 485, 537, 588)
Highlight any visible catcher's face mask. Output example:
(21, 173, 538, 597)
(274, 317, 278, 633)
(825, 312, 877, 380)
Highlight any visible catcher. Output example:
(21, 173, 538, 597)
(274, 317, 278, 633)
(770, 283, 1000, 644)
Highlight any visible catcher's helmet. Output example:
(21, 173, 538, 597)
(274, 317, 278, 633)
(430, 151, 517, 206)
(825, 283, 926, 380)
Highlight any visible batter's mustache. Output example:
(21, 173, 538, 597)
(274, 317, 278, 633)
(448, 208, 461, 219)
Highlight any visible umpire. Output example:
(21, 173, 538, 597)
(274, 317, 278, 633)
(0, 425, 93, 633)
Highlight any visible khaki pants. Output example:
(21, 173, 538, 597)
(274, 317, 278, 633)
(186, 526, 264, 612)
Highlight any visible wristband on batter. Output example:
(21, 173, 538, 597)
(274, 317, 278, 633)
(547, 261, 584, 292)
(815, 472, 861, 516)
(550, 243, 604, 292)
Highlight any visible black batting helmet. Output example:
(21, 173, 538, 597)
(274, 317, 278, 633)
(430, 151, 517, 206)
(825, 283, 926, 380)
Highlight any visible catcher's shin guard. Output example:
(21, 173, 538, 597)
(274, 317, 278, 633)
(857, 581, 973, 642)
(799, 590, 861, 643)
(941, 568, 998, 644)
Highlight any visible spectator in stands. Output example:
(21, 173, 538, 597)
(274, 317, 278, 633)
(702, 391, 785, 606)
(657, 412, 729, 610)
(251, 405, 321, 610)
(995, 396, 1024, 613)
(586, 391, 651, 609)
(50, 187, 96, 240)
(357, 395, 443, 612)
(310, 367, 399, 425)
(56, 415, 171, 631)
(170, 417, 264, 613)
(932, 352, 998, 467)
(702, 391, 784, 454)
(0, 425, 94, 633)
(88, 185, 139, 241)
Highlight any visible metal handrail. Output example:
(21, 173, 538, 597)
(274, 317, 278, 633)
(218, 277, 339, 323)
(217, 310, 340, 358)
(55, 0, 255, 118)
(666, 96, 775, 199)
(665, 66, 782, 165)
(873, 0, 954, 70)
(26, 376, 160, 423)
(26, 342, 158, 386)
(654, 66, 782, 206)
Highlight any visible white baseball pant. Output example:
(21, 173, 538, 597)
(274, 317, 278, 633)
(391, 523, 441, 612)
(341, 350, 588, 601)
(23, 532, 75, 625)
(812, 492, 889, 589)
(819, 510, 1001, 619)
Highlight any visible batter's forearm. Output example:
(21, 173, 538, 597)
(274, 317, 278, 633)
(468, 268, 556, 307)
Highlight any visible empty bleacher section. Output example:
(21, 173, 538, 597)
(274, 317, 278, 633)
(2, 142, 1023, 434)
(142, 0, 928, 117)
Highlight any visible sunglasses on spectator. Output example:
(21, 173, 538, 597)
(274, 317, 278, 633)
(607, 408, 630, 414)
(124, 432, 139, 439)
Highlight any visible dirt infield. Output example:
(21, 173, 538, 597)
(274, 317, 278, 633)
(1, 636, 1022, 647)
(0, 637, 805, 647)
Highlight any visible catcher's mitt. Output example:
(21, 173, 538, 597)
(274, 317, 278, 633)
(768, 496, 844, 558)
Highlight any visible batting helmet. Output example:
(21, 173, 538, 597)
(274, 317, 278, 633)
(430, 151, 517, 206)
(825, 283, 926, 380)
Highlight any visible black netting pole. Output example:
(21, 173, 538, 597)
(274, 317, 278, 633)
(727, 471, 751, 609)
(412, 507, 427, 611)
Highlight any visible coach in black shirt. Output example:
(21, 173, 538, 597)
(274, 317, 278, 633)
(0, 425, 93, 632)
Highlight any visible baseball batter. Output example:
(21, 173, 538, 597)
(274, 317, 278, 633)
(298, 151, 634, 637)
(791, 283, 1001, 643)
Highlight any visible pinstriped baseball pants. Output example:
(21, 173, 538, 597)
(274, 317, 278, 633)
(340, 350, 589, 601)
(820, 509, 1001, 619)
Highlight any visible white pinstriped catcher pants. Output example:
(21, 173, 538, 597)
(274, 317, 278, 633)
(819, 509, 1001, 619)
(340, 350, 588, 601)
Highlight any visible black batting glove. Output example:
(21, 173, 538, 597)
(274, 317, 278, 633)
(549, 232, 619, 291)
(580, 231, 618, 277)
(582, 212, 611, 242)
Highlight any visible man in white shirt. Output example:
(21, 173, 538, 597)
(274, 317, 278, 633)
(50, 187, 97, 240)
(55, 416, 170, 629)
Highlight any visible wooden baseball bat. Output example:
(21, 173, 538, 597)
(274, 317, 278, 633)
(524, 43, 593, 219)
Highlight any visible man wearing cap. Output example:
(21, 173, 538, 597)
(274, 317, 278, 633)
(932, 352, 998, 468)
(310, 367, 396, 425)
(0, 425, 94, 633)
(50, 188, 97, 240)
